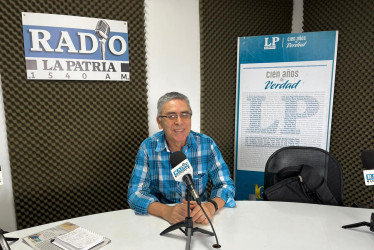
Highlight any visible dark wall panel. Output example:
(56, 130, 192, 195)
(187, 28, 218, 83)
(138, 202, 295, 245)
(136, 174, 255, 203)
(0, 0, 148, 229)
(200, 0, 293, 177)
(303, 0, 374, 207)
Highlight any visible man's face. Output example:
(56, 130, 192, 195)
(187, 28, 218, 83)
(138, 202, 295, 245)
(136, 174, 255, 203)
(157, 99, 192, 148)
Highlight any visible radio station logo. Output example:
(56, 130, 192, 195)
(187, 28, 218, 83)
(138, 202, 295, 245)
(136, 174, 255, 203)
(22, 12, 129, 81)
(363, 170, 374, 186)
(172, 161, 190, 179)
(171, 159, 193, 182)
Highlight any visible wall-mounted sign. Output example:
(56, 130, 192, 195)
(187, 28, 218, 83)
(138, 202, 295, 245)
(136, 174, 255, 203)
(22, 12, 129, 81)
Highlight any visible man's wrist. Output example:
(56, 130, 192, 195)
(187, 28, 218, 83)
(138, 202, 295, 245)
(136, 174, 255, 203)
(148, 202, 170, 221)
(208, 199, 219, 213)
(205, 202, 216, 215)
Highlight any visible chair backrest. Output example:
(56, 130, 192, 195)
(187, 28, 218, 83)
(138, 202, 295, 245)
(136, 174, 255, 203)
(264, 146, 344, 205)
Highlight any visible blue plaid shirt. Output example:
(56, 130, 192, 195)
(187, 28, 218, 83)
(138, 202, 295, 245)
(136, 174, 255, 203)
(127, 130, 236, 215)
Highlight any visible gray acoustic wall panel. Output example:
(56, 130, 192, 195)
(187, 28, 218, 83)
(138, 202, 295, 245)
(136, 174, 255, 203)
(0, 0, 148, 229)
(200, 0, 293, 177)
(303, 0, 374, 208)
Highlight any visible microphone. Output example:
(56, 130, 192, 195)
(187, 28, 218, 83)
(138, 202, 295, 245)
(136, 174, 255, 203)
(343, 149, 374, 231)
(95, 20, 110, 60)
(362, 149, 374, 186)
(170, 151, 201, 204)
(169, 151, 221, 248)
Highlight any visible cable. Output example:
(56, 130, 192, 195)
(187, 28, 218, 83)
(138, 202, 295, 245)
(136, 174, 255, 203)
(199, 204, 221, 248)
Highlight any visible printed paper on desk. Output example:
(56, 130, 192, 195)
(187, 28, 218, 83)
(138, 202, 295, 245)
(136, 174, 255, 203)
(52, 227, 104, 250)
(22, 222, 110, 250)
(363, 170, 374, 186)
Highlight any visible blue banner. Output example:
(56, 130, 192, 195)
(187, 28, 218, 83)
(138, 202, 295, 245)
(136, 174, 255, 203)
(235, 31, 338, 200)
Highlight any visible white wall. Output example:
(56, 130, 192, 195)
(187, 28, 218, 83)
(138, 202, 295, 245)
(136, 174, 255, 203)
(0, 76, 17, 232)
(292, 0, 304, 33)
(145, 0, 201, 135)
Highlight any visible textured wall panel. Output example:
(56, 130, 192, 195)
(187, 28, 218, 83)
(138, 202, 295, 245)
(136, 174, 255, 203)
(0, 0, 148, 229)
(200, 0, 293, 177)
(303, 0, 374, 208)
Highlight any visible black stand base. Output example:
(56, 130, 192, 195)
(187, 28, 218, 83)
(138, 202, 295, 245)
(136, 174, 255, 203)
(4, 237, 19, 241)
(1, 229, 19, 250)
(160, 190, 214, 250)
(160, 217, 215, 237)
(160, 216, 214, 250)
(342, 212, 374, 232)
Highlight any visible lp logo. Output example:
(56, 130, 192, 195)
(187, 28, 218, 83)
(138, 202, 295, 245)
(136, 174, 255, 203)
(248, 95, 319, 135)
(264, 37, 280, 50)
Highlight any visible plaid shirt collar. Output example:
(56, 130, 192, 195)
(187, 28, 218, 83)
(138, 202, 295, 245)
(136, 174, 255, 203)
(155, 131, 198, 153)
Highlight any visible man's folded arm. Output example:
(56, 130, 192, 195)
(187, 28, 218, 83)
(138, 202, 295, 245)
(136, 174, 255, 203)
(127, 146, 159, 215)
(128, 189, 158, 215)
(209, 141, 236, 208)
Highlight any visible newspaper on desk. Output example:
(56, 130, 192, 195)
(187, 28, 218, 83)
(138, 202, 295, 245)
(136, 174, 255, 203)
(23, 222, 110, 250)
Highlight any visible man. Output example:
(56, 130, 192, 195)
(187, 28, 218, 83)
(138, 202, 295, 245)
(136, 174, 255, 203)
(127, 92, 235, 225)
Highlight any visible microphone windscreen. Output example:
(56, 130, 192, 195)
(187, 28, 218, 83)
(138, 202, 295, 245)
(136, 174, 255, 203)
(362, 149, 374, 170)
(170, 151, 187, 168)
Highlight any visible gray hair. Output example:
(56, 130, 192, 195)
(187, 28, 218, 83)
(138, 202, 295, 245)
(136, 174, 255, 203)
(157, 92, 192, 116)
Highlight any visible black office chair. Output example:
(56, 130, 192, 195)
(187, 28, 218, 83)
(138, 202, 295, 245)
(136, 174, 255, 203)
(263, 146, 344, 205)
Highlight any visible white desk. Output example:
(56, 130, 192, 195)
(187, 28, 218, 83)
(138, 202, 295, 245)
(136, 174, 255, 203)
(5, 201, 374, 250)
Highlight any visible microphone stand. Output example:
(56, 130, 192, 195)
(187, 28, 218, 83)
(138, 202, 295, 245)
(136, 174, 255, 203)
(0, 229, 18, 250)
(160, 190, 214, 250)
(342, 212, 374, 232)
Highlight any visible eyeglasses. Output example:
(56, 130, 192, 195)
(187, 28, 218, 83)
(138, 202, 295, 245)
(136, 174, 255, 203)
(158, 112, 192, 120)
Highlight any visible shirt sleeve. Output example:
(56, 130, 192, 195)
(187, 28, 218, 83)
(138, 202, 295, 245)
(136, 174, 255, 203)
(208, 141, 236, 207)
(127, 144, 159, 215)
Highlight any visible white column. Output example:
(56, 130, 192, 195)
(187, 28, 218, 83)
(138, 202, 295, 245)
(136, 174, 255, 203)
(145, 0, 201, 136)
(0, 75, 17, 232)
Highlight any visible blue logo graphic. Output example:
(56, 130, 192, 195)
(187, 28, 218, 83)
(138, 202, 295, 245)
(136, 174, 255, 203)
(366, 174, 374, 182)
(173, 162, 189, 178)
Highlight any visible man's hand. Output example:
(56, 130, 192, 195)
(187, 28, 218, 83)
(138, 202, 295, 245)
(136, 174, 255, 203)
(182, 200, 215, 225)
(148, 198, 224, 225)
(164, 203, 189, 224)
(148, 202, 189, 225)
